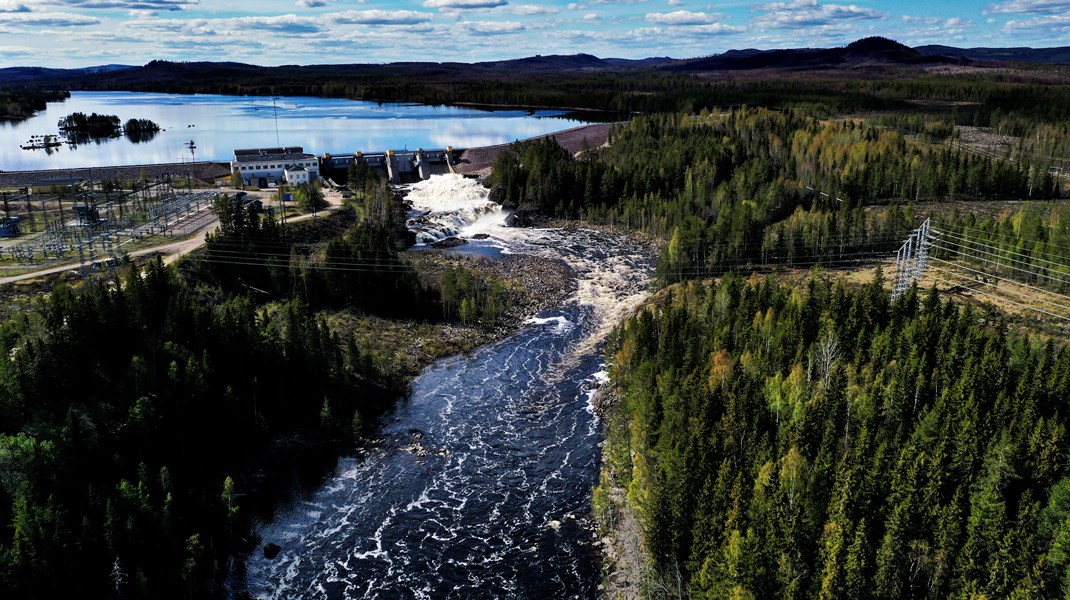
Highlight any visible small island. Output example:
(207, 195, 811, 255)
(56, 111, 161, 143)
(123, 117, 161, 142)
(58, 111, 121, 137)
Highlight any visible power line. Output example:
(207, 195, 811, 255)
(935, 228, 1070, 274)
(930, 239, 1070, 289)
(931, 219, 1070, 257)
(928, 257, 1070, 314)
(928, 264, 1070, 322)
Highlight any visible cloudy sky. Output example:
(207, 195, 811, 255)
(0, 0, 1067, 68)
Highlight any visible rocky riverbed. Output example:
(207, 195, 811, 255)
(324, 250, 577, 381)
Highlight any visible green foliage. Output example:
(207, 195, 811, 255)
(489, 109, 1055, 286)
(57, 111, 121, 137)
(0, 90, 68, 120)
(606, 274, 1070, 598)
(0, 258, 388, 597)
(934, 203, 1070, 294)
(294, 181, 327, 213)
(123, 118, 160, 133)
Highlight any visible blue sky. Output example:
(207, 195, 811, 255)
(0, 0, 1067, 68)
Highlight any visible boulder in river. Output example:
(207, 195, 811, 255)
(431, 236, 468, 248)
(506, 204, 539, 227)
(263, 543, 281, 559)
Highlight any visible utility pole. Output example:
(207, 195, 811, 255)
(187, 140, 197, 192)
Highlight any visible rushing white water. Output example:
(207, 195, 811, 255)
(242, 174, 652, 599)
(405, 174, 505, 244)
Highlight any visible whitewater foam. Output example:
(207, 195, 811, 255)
(405, 174, 505, 244)
(523, 315, 575, 334)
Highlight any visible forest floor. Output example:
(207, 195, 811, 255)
(323, 250, 576, 380)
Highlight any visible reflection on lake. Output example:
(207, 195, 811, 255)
(0, 91, 588, 171)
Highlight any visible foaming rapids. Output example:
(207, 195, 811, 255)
(405, 174, 505, 244)
(240, 174, 653, 600)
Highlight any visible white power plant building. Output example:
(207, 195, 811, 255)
(232, 146, 319, 188)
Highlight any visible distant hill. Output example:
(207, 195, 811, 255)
(671, 37, 954, 72)
(476, 53, 611, 71)
(915, 45, 1070, 64)
(14, 38, 1070, 92)
(8, 39, 1070, 91)
(10, 37, 1070, 100)
(0, 64, 134, 83)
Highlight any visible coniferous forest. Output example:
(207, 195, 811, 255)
(599, 275, 1070, 598)
(0, 180, 522, 597)
(7, 40, 1070, 598)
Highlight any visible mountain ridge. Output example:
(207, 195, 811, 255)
(5, 38, 1070, 88)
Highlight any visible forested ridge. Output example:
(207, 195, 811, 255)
(28, 58, 1070, 123)
(488, 109, 1058, 286)
(599, 274, 1070, 598)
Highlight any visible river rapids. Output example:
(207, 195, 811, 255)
(241, 174, 652, 599)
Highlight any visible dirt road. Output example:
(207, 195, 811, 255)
(0, 188, 345, 285)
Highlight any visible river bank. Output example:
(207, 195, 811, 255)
(241, 217, 654, 597)
(324, 249, 577, 381)
(592, 384, 649, 600)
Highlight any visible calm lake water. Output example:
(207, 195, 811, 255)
(0, 91, 588, 172)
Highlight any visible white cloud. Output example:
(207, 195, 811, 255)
(296, 0, 326, 7)
(0, 11, 100, 26)
(423, 0, 508, 10)
(567, 2, 584, 8)
(138, 14, 324, 36)
(645, 10, 719, 25)
(583, 11, 600, 19)
(331, 9, 432, 25)
(509, 3, 558, 14)
(55, 0, 193, 10)
(0, 44, 35, 55)
(900, 15, 974, 44)
(902, 15, 940, 25)
(1003, 14, 1070, 30)
(753, 0, 885, 30)
(0, 1, 31, 12)
(668, 0, 683, 4)
(987, 0, 1070, 14)
(461, 19, 525, 33)
(691, 22, 745, 33)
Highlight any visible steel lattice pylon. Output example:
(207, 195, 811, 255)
(892, 218, 935, 299)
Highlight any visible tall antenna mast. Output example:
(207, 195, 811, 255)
(272, 96, 281, 147)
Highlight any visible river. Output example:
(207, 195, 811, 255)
(238, 175, 651, 599)
(0, 91, 587, 172)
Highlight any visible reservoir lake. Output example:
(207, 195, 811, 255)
(0, 91, 588, 172)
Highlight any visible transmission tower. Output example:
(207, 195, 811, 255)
(892, 218, 935, 299)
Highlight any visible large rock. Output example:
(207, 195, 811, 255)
(506, 204, 539, 227)
(263, 543, 281, 559)
(431, 236, 467, 248)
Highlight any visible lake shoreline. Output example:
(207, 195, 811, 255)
(0, 90, 592, 172)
